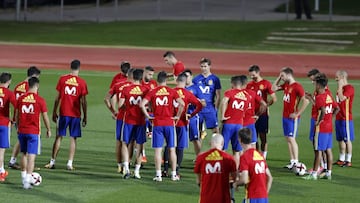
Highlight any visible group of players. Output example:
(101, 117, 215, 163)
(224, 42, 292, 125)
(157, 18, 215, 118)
(0, 51, 355, 201)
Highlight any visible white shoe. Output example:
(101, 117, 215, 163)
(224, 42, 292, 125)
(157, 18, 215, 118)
(23, 181, 33, 189)
(153, 176, 162, 182)
(171, 175, 180, 181)
(134, 173, 141, 179)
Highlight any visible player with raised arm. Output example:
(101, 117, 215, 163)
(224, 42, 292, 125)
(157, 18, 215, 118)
(221, 75, 249, 169)
(194, 134, 237, 203)
(193, 58, 221, 136)
(247, 65, 277, 159)
(0, 73, 16, 182)
(304, 75, 339, 180)
(234, 128, 273, 202)
(45, 59, 88, 170)
(118, 69, 149, 179)
(8, 66, 41, 170)
(334, 70, 355, 167)
(140, 71, 184, 182)
(16, 77, 51, 189)
(272, 67, 309, 169)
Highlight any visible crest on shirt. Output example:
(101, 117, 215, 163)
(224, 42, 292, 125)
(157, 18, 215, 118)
(288, 88, 293, 93)
(208, 80, 213, 86)
(259, 84, 264, 90)
(150, 84, 155, 89)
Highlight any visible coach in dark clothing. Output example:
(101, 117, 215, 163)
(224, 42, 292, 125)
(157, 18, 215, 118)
(295, 0, 313, 20)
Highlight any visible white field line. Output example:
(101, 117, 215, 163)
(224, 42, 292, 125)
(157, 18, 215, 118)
(284, 27, 337, 31)
(266, 36, 354, 45)
(271, 32, 358, 36)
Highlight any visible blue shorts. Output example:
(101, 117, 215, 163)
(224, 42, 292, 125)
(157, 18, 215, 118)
(116, 119, 123, 141)
(18, 133, 40, 155)
(255, 115, 269, 134)
(188, 115, 200, 141)
(121, 123, 146, 144)
(57, 116, 81, 138)
(313, 132, 332, 151)
(152, 126, 176, 148)
(222, 123, 242, 151)
(176, 126, 188, 149)
(282, 117, 300, 138)
(335, 120, 355, 142)
(0, 125, 11, 148)
(243, 198, 269, 203)
(199, 108, 218, 129)
(309, 118, 315, 141)
(244, 123, 257, 143)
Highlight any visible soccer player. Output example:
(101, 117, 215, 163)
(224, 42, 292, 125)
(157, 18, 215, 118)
(109, 61, 130, 88)
(8, 66, 41, 170)
(334, 70, 355, 167)
(104, 68, 134, 173)
(184, 69, 205, 156)
(193, 58, 221, 135)
(247, 65, 277, 159)
(16, 77, 51, 189)
(194, 134, 237, 203)
(221, 75, 249, 169)
(45, 59, 88, 170)
(272, 67, 309, 169)
(234, 128, 273, 202)
(0, 73, 16, 182)
(163, 51, 185, 81)
(140, 71, 184, 182)
(118, 69, 149, 179)
(163, 72, 202, 176)
(303, 76, 339, 180)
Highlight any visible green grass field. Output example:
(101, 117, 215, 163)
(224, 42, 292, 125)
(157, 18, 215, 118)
(0, 67, 359, 203)
(0, 21, 359, 54)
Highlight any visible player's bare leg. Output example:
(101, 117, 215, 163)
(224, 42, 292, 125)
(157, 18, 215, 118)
(45, 136, 63, 169)
(320, 148, 333, 179)
(335, 141, 346, 165)
(8, 141, 21, 169)
(285, 137, 298, 169)
(116, 140, 123, 173)
(66, 137, 76, 170)
(259, 132, 268, 159)
(192, 140, 201, 156)
(121, 142, 130, 178)
(343, 141, 352, 167)
(0, 148, 8, 182)
(134, 143, 143, 179)
(169, 147, 179, 181)
(153, 147, 163, 181)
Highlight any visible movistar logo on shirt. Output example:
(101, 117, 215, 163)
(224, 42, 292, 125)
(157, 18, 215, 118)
(205, 150, 223, 161)
(130, 86, 143, 95)
(155, 87, 169, 96)
(22, 94, 36, 103)
(16, 83, 26, 93)
(65, 77, 79, 86)
(252, 150, 264, 161)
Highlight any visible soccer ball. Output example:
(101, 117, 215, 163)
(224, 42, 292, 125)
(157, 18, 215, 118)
(293, 162, 307, 176)
(31, 172, 42, 186)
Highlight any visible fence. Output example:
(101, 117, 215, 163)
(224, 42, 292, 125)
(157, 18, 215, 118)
(1, 0, 336, 22)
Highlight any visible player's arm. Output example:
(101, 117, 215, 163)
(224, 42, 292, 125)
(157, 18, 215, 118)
(215, 89, 221, 110)
(272, 75, 282, 92)
(81, 95, 87, 127)
(268, 92, 277, 106)
(52, 92, 61, 123)
(104, 92, 117, 118)
(174, 98, 185, 120)
(256, 99, 268, 116)
(333, 105, 340, 116)
(304, 92, 315, 104)
(140, 98, 152, 119)
(234, 170, 249, 187)
(42, 112, 51, 138)
(265, 168, 273, 193)
(291, 96, 309, 118)
(220, 96, 230, 121)
(315, 107, 325, 126)
(189, 96, 203, 118)
(196, 173, 201, 187)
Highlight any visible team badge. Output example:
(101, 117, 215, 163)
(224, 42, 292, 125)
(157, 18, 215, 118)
(289, 88, 292, 93)
(150, 84, 155, 89)
(259, 84, 264, 90)
(208, 80, 213, 85)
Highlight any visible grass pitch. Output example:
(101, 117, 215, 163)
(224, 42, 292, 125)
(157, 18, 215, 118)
(0, 67, 359, 203)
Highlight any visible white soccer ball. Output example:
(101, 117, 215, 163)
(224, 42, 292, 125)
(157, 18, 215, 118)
(31, 172, 42, 186)
(293, 162, 307, 176)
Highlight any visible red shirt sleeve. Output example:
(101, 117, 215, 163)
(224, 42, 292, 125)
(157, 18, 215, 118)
(173, 62, 185, 77)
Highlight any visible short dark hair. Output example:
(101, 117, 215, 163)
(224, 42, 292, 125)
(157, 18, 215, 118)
(121, 61, 131, 74)
(132, 69, 144, 81)
(71, 59, 81, 70)
(231, 75, 247, 86)
(307, 68, 320, 77)
(183, 69, 193, 76)
(281, 67, 293, 75)
(157, 71, 168, 83)
(163, 51, 175, 58)
(248, 65, 260, 73)
(176, 72, 187, 83)
(200, 58, 211, 65)
(238, 128, 252, 145)
(127, 68, 135, 77)
(27, 66, 41, 77)
(315, 77, 327, 88)
(0, 72, 12, 83)
(144, 66, 155, 72)
(28, 77, 39, 88)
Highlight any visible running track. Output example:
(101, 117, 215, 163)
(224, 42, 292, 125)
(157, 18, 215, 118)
(1, 43, 359, 78)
